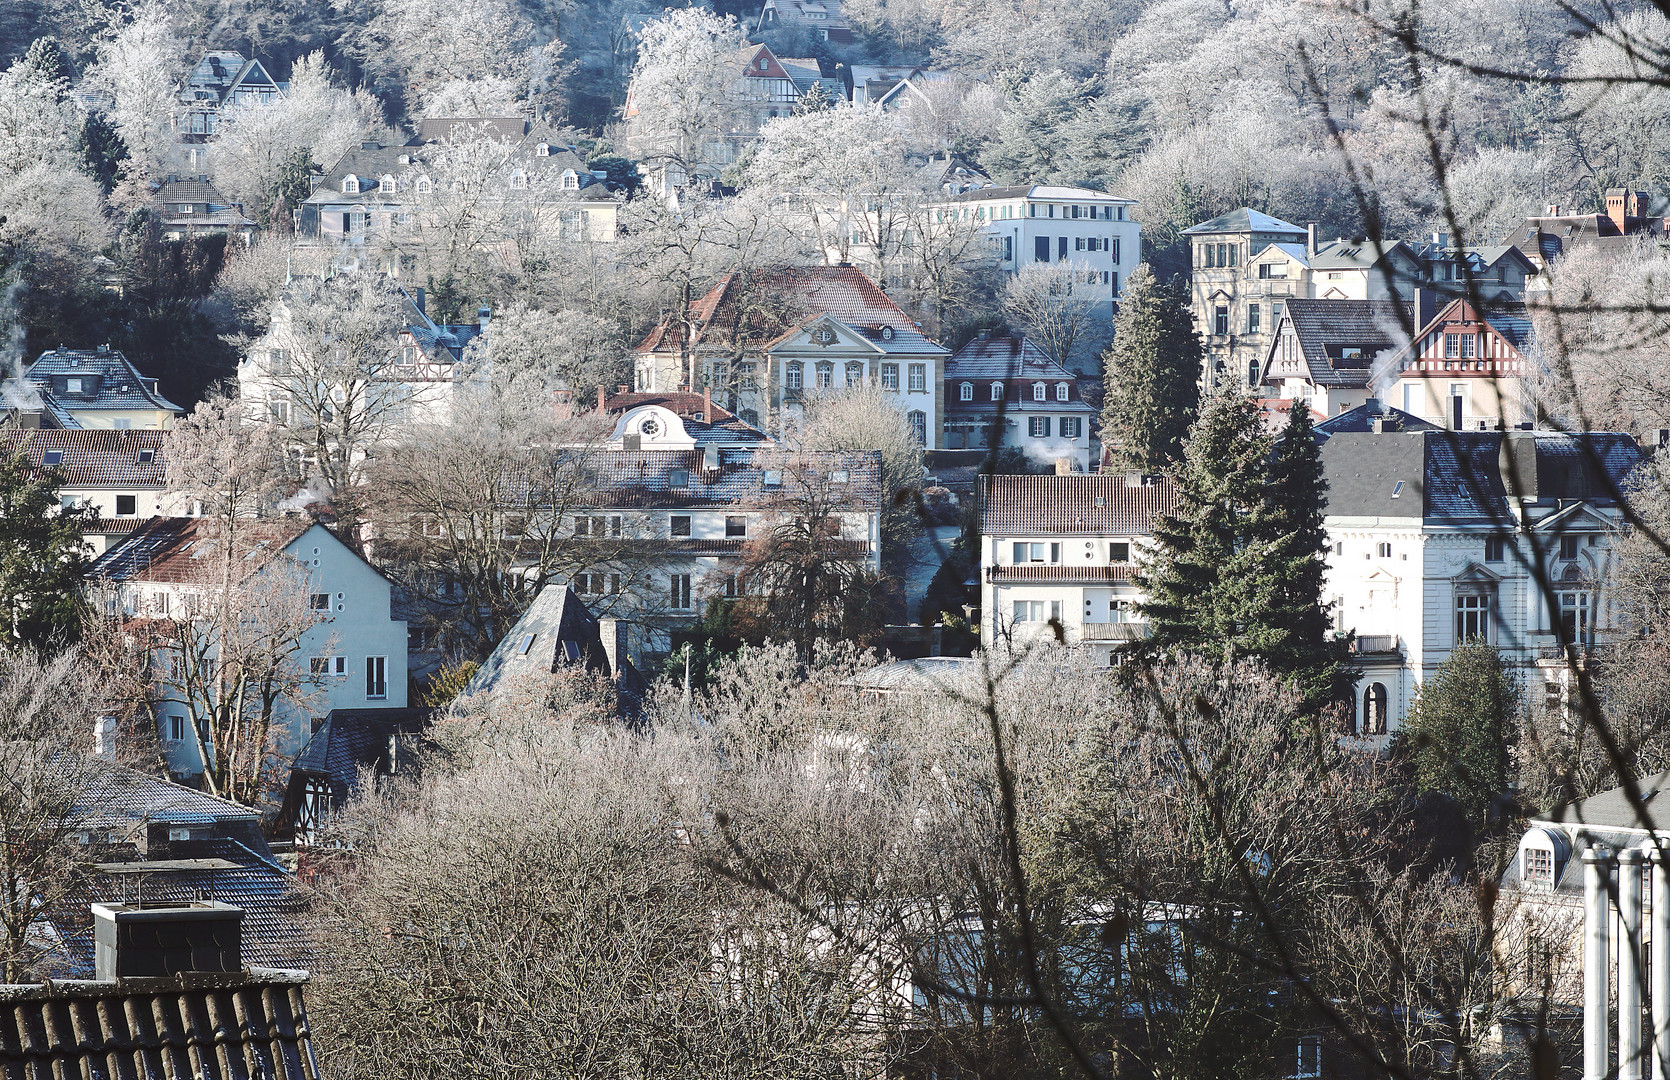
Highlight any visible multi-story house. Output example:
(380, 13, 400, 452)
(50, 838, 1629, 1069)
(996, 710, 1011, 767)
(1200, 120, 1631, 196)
(755, 0, 854, 42)
(1188, 208, 1535, 392)
(846, 65, 938, 108)
(978, 473, 1181, 663)
(1, 347, 182, 431)
(927, 185, 1139, 341)
(298, 127, 618, 273)
(553, 446, 884, 660)
(0, 430, 179, 554)
(1505, 189, 1669, 296)
(175, 51, 286, 140)
(88, 516, 410, 779)
(941, 330, 1095, 471)
(1260, 295, 1534, 428)
(633, 265, 949, 447)
(1316, 419, 1644, 740)
(239, 285, 485, 439)
(150, 177, 257, 241)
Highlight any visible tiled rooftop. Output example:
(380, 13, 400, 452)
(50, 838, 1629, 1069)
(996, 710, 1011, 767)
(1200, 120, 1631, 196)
(981, 474, 1180, 536)
(0, 430, 167, 487)
(88, 518, 312, 586)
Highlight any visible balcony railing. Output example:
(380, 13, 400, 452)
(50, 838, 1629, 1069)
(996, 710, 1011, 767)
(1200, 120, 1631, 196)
(1081, 622, 1149, 641)
(1354, 635, 1400, 655)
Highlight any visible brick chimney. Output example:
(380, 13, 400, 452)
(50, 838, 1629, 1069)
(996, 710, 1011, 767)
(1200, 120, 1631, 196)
(1606, 189, 1628, 233)
(597, 385, 607, 412)
(703, 385, 712, 421)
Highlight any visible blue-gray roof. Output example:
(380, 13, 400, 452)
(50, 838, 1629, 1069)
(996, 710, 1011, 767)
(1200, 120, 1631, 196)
(1182, 208, 1306, 236)
(17, 348, 182, 425)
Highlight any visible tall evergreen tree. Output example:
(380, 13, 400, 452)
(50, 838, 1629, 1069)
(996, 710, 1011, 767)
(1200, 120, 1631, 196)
(1139, 397, 1349, 712)
(0, 448, 90, 649)
(1138, 392, 1270, 652)
(1235, 402, 1354, 709)
(1393, 642, 1516, 828)
(1101, 265, 1202, 470)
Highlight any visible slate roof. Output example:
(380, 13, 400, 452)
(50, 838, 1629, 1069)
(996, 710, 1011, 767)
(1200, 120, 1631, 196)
(946, 331, 1074, 380)
(0, 968, 320, 1080)
(849, 656, 978, 692)
(414, 116, 528, 143)
(1272, 298, 1412, 389)
(637, 267, 947, 358)
(72, 767, 261, 829)
(88, 518, 313, 586)
(1543, 771, 1670, 833)
(1309, 239, 1415, 271)
(286, 707, 431, 808)
(1318, 430, 1643, 523)
(980, 474, 1180, 536)
(1310, 402, 1438, 443)
(576, 448, 884, 512)
(0, 430, 167, 487)
(1182, 208, 1307, 236)
(153, 178, 234, 206)
(463, 587, 649, 715)
(12, 349, 182, 425)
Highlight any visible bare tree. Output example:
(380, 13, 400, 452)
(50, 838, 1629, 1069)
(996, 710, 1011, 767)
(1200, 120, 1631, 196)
(1002, 259, 1109, 370)
(794, 384, 926, 558)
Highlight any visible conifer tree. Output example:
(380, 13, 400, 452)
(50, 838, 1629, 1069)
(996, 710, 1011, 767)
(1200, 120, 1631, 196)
(1235, 402, 1354, 709)
(1393, 642, 1516, 828)
(1138, 392, 1270, 652)
(0, 448, 90, 649)
(1101, 265, 1202, 471)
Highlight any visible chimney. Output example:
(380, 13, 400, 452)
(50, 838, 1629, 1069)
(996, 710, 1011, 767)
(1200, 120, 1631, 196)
(1546, 204, 1561, 217)
(1415, 287, 1441, 332)
(597, 385, 607, 412)
(703, 385, 712, 421)
(1431, 231, 1449, 249)
(93, 901, 244, 981)
(618, 384, 630, 394)
(1371, 417, 1385, 434)
(597, 618, 628, 678)
(1054, 458, 1073, 475)
(476, 305, 490, 334)
(93, 715, 119, 760)
(1606, 189, 1627, 233)
(1500, 430, 1540, 499)
(412, 286, 426, 314)
(1307, 223, 1317, 259)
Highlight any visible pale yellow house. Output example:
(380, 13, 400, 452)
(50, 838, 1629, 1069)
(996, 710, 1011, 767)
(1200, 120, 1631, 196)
(3, 347, 182, 431)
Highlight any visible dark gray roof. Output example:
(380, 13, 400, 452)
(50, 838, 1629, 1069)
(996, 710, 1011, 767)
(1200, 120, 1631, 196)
(946, 331, 1075, 380)
(1274, 299, 1412, 389)
(462, 587, 650, 716)
(1182, 208, 1306, 236)
(1311, 402, 1438, 442)
(1319, 430, 1644, 522)
(153, 178, 235, 206)
(16, 349, 182, 423)
(288, 707, 431, 806)
(73, 765, 261, 827)
(1544, 771, 1670, 832)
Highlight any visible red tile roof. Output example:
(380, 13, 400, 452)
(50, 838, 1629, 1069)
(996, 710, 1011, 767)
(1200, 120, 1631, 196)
(0, 430, 167, 487)
(980, 473, 1180, 536)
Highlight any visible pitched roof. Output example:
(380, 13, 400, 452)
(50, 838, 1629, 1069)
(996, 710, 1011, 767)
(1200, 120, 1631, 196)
(414, 116, 528, 143)
(600, 391, 771, 445)
(576, 448, 884, 512)
(88, 517, 314, 585)
(936, 184, 1134, 205)
(0, 430, 166, 487)
(153, 178, 235, 205)
(638, 266, 946, 358)
(946, 331, 1075, 380)
(980, 474, 1180, 536)
(464, 585, 608, 697)
(1266, 298, 1413, 389)
(0, 969, 320, 1080)
(288, 707, 431, 806)
(16, 349, 182, 422)
(1310, 402, 1438, 442)
(73, 765, 261, 828)
(1542, 771, 1670, 832)
(1182, 208, 1306, 236)
(1308, 239, 1415, 271)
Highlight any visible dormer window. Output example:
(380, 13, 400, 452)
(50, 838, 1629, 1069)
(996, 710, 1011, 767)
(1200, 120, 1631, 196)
(1032, 382, 1046, 401)
(880, 325, 894, 341)
(416, 176, 432, 194)
(562, 169, 579, 190)
(960, 382, 973, 401)
(991, 381, 1004, 401)
(343, 174, 360, 194)
(1056, 382, 1069, 401)
(379, 175, 395, 193)
(509, 170, 527, 190)
(1518, 828, 1568, 889)
(536, 143, 551, 156)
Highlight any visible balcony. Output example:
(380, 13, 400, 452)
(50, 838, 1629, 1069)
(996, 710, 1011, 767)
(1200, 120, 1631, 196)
(1081, 622, 1148, 641)
(1354, 635, 1400, 655)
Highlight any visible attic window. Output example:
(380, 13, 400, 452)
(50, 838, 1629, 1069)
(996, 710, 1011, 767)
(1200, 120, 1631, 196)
(509, 170, 527, 190)
(669, 468, 691, 487)
(764, 470, 782, 487)
(562, 170, 579, 190)
(379, 175, 395, 193)
(536, 143, 550, 156)
(1391, 481, 1404, 498)
(343, 174, 360, 194)
(1094, 496, 1106, 507)
(416, 176, 432, 194)
(759, 57, 769, 70)
(518, 634, 536, 655)
(42, 450, 63, 466)
(881, 325, 894, 341)
(137, 449, 155, 464)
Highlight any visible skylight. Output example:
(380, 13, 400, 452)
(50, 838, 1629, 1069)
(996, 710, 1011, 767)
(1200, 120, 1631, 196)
(1391, 481, 1405, 498)
(42, 450, 63, 465)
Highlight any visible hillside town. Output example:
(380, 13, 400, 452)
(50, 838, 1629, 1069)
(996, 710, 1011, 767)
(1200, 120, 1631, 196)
(1, 1, 1669, 1077)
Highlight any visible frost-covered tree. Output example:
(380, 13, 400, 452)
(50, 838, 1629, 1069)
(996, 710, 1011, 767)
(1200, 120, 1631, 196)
(86, 0, 185, 178)
(0, 38, 80, 178)
(622, 8, 746, 188)
(350, 0, 560, 118)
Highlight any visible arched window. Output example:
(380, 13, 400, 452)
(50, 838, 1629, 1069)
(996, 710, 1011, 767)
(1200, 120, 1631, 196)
(342, 174, 360, 194)
(846, 361, 864, 385)
(907, 410, 927, 444)
(1055, 382, 1069, 401)
(509, 170, 527, 190)
(960, 382, 973, 401)
(990, 381, 1004, 401)
(416, 175, 432, 194)
(562, 169, 579, 190)
(785, 362, 803, 390)
(1363, 683, 1388, 735)
(815, 361, 833, 388)
(536, 143, 551, 156)
(1032, 382, 1046, 401)
(379, 175, 395, 193)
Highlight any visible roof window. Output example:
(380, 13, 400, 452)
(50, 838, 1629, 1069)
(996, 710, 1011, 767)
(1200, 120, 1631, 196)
(137, 449, 156, 464)
(42, 450, 63, 466)
(669, 468, 690, 487)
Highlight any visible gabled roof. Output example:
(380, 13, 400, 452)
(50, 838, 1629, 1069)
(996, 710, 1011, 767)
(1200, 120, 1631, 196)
(15, 348, 182, 423)
(414, 116, 528, 143)
(1311, 402, 1438, 443)
(1261, 299, 1412, 390)
(1182, 208, 1306, 236)
(88, 517, 315, 585)
(1366, 298, 1534, 386)
(946, 331, 1075, 380)
(1542, 771, 1670, 832)
(153, 178, 235, 206)
(0, 430, 167, 487)
(288, 707, 431, 806)
(636, 266, 947, 358)
(980, 474, 1180, 536)
(1308, 239, 1417, 271)
(571, 448, 884, 512)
